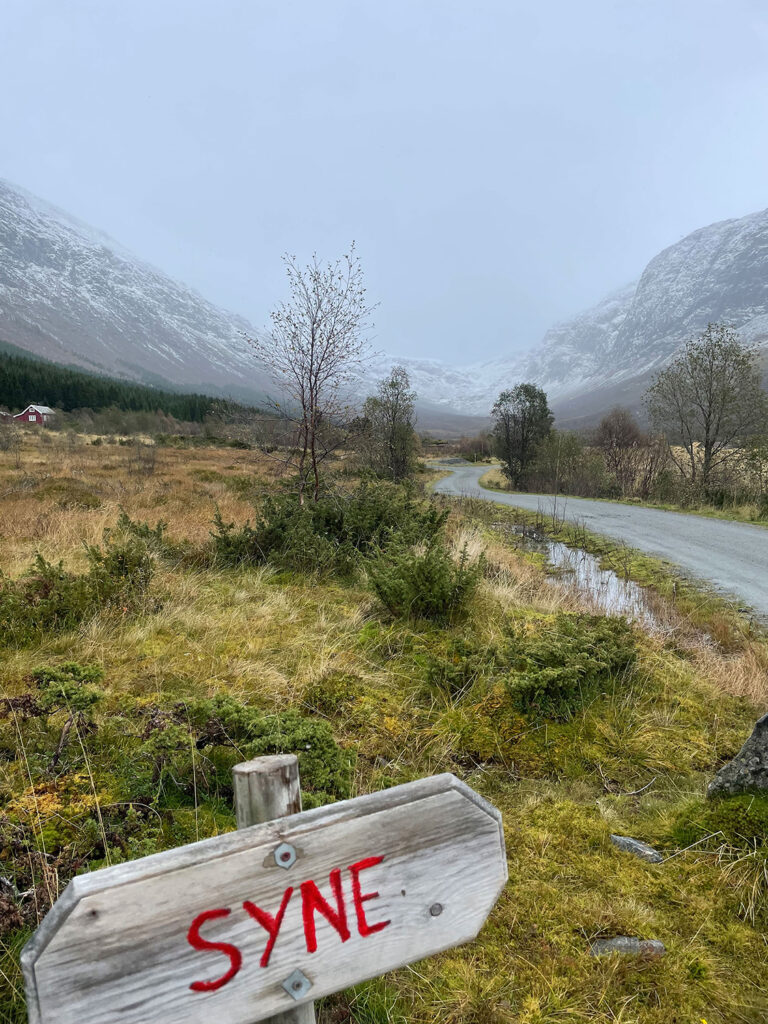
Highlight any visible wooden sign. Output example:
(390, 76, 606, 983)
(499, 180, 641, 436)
(22, 773, 506, 1024)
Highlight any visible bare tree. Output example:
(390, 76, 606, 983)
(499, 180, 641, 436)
(634, 432, 669, 499)
(457, 431, 494, 462)
(250, 244, 376, 502)
(593, 407, 644, 495)
(645, 323, 767, 487)
(361, 366, 418, 482)
(0, 420, 22, 468)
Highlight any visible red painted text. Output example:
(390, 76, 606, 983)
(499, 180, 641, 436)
(188, 855, 390, 993)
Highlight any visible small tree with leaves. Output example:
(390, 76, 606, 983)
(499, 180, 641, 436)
(645, 323, 767, 487)
(250, 244, 376, 502)
(491, 383, 553, 487)
(361, 366, 418, 482)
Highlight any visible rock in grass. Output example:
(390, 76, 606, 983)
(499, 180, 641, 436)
(708, 713, 768, 798)
(590, 937, 665, 957)
(610, 834, 663, 863)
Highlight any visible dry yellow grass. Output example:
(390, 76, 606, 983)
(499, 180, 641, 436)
(0, 432, 288, 574)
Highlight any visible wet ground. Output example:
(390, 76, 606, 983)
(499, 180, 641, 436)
(434, 461, 768, 618)
(545, 538, 657, 627)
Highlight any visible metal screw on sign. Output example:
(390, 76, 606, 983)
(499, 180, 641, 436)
(430, 903, 443, 917)
(282, 969, 313, 1001)
(274, 842, 297, 869)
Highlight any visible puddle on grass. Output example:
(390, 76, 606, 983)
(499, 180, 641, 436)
(507, 525, 658, 628)
(545, 540, 658, 628)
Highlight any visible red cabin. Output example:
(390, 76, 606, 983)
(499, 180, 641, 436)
(14, 404, 55, 426)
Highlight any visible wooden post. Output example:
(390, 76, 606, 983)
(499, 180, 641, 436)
(233, 755, 316, 1024)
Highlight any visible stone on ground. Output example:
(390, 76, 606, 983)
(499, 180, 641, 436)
(590, 937, 665, 957)
(708, 713, 768, 798)
(609, 834, 663, 862)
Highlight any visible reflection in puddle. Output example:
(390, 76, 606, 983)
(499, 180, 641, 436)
(545, 540, 657, 627)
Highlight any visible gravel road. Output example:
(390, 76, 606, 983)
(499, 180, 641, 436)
(434, 461, 768, 618)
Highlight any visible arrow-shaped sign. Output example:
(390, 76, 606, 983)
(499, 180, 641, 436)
(22, 773, 506, 1024)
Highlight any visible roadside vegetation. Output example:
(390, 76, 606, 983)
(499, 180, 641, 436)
(463, 323, 768, 523)
(1, 427, 767, 1023)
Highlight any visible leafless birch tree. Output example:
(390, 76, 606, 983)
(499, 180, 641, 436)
(250, 244, 376, 502)
(361, 366, 418, 482)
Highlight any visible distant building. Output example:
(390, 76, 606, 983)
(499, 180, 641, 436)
(14, 404, 55, 426)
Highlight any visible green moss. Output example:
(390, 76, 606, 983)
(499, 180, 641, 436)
(304, 671, 365, 716)
(673, 794, 768, 848)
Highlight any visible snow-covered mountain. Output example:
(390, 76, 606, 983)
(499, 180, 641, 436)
(366, 208, 768, 421)
(362, 280, 639, 417)
(2, 177, 768, 426)
(0, 179, 269, 401)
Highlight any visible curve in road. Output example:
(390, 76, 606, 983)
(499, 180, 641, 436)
(434, 461, 768, 619)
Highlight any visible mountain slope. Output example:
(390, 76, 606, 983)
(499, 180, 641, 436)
(0, 179, 268, 401)
(2, 177, 768, 427)
(530, 209, 768, 420)
(365, 209, 768, 421)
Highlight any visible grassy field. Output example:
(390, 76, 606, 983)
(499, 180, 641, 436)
(1, 433, 767, 1023)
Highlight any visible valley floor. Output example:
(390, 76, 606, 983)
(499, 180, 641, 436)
(436, 462, 768, 620)
(1, 436, 767, 1023)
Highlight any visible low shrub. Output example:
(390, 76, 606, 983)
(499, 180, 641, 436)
(33, 662, 104, 714)
(85, 535, 153, 603)
(423, 635, 499, 697)
(185, 695, 354, 807)
(111, 510, 183, 560)
(210, 481, 446, 576)
(33, 663, 105, 767)
(368, 537, 484, 623)
(419, 612, 636, 718)
(0, 529, 155, 647)
(503, 613, 637, 720)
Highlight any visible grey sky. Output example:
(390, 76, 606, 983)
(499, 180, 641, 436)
(3, 0, 768, 363)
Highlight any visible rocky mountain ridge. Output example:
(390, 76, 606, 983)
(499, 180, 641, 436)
(2, 177, 768, 426)
(363, 207, 768, 421)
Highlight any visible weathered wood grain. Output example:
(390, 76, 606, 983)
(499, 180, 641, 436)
(234, 755, 314, 1024)
(233, 755, 303, 832)
(22, 773, 506, 1024)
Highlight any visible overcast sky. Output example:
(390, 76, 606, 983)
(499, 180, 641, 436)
(3, 0, 768, 363)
